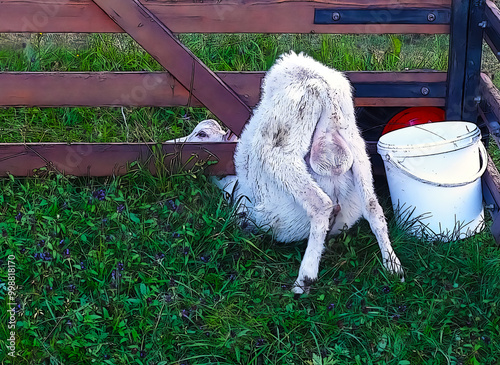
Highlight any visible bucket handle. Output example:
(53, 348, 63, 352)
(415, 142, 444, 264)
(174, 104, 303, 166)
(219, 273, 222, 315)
(385, 142, 488, 187)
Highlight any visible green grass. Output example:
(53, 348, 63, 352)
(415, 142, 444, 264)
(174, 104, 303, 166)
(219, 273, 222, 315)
(0, 33, 449, 144)
(0, 165, 499, 364)
(1, 32, 500, 364)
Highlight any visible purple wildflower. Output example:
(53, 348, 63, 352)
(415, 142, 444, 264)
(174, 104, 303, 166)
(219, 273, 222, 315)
(92, 189, 106, 201)
(42, 252, 52, 261)
(63, 249, 70, 258)
(155, 253, 165, 260)
(117, 204, 125, 213)
(256, 338, 265, 347)
(166, 199, 178, 211)
(15, 212, 23, 222)
(327, 303, 335, 311)
(382, 286, 391, 294)
(117, 261, 124, 271)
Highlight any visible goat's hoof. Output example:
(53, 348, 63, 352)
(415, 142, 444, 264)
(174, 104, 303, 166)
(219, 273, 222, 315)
(291, 285, 305, 296)
(291, 276, 315, 295)
(383, 253, 404, 282)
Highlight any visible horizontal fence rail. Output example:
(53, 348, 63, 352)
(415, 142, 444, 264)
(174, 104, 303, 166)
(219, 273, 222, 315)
(0, 71, 448, 109)
(0, 142, 237, 177)
(0, 140, 381, 177)
(0, 0, 452, 34)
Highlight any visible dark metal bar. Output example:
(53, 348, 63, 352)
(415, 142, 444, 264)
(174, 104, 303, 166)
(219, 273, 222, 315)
(461, 0, 486, 122)
(314, 8, 450, 24)
(446, 0, 471, 120)
(91, 0, 251, 136)
(353, 82, 447, 98)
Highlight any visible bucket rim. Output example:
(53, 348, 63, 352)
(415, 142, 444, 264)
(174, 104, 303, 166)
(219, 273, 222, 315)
(377, 121, 480, 157)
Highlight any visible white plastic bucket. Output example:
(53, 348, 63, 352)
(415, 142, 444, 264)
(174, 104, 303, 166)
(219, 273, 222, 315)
(377, 121, 487, 241)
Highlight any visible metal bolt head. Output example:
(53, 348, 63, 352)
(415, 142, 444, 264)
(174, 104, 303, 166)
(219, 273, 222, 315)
(332, 12, 341, 21)
(427, 13, 436, 22)
(421, 87, 430, 96)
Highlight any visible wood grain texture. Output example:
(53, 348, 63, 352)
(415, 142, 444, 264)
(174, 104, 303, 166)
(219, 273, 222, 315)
(0, 0, 451, 33)
(91, 0, 251, 135)
(0, 71, 447, 108)
(0, 142, 237, 177)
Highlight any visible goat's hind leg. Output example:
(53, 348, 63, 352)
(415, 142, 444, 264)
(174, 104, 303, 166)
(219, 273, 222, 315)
(351, 142, 404, 279)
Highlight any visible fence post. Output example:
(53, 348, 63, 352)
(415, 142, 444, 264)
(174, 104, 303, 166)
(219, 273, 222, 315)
(446, 0, 471, 120)
(462, 0, 486, 122)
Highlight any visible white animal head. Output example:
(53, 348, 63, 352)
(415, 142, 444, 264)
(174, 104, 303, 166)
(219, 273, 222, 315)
(166, 119, 238, 143)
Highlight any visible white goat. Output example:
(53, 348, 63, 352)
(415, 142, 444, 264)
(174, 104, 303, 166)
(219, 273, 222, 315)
(168, 52, 403, 294)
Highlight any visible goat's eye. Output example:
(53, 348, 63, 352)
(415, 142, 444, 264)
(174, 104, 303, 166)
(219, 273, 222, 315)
(196, 131, 208, 138)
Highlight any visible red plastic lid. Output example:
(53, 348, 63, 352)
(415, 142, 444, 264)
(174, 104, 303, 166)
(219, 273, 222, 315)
(382, 107, 445, 135)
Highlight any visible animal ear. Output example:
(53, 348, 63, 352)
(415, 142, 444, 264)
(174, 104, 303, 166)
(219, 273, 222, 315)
(309, 129, 353, 176)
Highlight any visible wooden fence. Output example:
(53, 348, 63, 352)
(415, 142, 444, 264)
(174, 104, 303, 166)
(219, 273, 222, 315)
(0, 0, 463, 177)
(2, 0, 500, 239)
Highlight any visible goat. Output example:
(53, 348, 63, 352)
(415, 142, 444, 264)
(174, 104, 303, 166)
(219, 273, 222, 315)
(168, 52, 403, 294)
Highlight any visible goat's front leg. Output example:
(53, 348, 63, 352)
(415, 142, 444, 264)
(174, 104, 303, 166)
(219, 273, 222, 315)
(292, 186, 334, 295)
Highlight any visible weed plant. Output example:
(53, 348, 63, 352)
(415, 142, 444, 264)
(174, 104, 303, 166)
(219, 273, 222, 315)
(0, 33, 499, 364)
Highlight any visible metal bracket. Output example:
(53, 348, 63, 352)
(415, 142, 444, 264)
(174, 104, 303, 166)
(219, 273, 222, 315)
(314, 9, 451, 25)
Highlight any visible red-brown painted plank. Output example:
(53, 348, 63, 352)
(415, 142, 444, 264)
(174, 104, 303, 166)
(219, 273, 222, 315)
(0, 142, 237, 177)
(0, 0, 451, 34)
(0, 71, 447, 108)
(91, 0, 251, 135)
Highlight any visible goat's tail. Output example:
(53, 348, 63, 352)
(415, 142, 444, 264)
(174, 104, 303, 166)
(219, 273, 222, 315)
(308, 74, 356, 176)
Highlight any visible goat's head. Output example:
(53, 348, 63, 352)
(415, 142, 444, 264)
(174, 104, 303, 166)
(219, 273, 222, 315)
(165, 119, 238, 143)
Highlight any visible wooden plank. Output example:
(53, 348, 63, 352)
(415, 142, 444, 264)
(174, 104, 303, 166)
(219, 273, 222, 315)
(0, 0, 451, 34)
(354, 98, 445, 107)
(479, 73, 500, 147)
(484, 0, 500, 62)
(91, 0, 251, 136)
(483, 156, 500, 244)
(480, 73, 500, 135)
(0, 142, 237, 177)
(0, 71, 447, 108)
